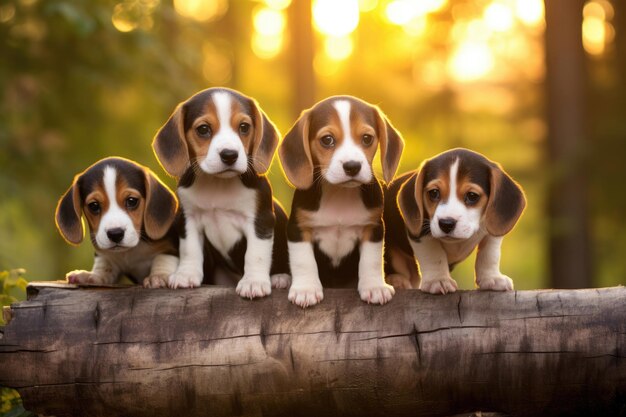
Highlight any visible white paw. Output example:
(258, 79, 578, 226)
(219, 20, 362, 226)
(143, 274, 169, 288)
(359, 282, 395, 305)
(168, 271, 202, 289)
(288, 283, 324, 308)
(477, 273, 514, 291)
(271, 273, 291, 289)
(236, 275, 272, 299)
(420, 276, 458, 294)
(386, 274, 413, 289)
(66, 270, 107, 285)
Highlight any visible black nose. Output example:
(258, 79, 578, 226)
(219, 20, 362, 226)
(219, 149, 239, 166)
(107, 228, 125, 244)
(343, 161, 362, 177)
(438, 218, 457, 234)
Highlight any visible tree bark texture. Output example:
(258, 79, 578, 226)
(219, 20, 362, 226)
(0, 284, 624, 417)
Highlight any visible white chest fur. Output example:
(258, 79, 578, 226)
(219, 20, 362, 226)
(306, 186, 375, 266)
(177, 176, 257, 259)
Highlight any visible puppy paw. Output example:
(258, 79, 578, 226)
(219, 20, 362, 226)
(420, 276, 458, 294)
(359, 282, 395, 305)
(66, 270, 107, 285)
(288, 283, 324, 308)
(236, 275, 272, 299)
(143, 274, 169, 288)
(385, 274, 413, 289)
(270, 273, 291, 289)
(168, 271, 202, 289)
(477, 273, 514, 291)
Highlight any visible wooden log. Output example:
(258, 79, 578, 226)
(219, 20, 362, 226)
(0, 284, 624, 417)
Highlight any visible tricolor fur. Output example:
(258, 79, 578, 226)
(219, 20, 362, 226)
(153, 87, 289, 298)
(278, 96, 404, 307)
(384, 148, 526, 293)
(55, 157, 179, 287)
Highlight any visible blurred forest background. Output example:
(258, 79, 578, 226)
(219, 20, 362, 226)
(0, 0, 625, 292)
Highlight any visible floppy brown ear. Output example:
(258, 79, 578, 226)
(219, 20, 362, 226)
(485, 165, 526, 236)
(143, 168, 178, 240)
(55, 180, 84, 245)
(250, 100, 280, 175)
(397, 170, 424, 238)
(152, 104, 189, 178)
(375, 107, 404, 183)
(278, 110, 314, 190)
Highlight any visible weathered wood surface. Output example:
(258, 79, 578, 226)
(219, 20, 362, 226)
(0, 284, 624, 417)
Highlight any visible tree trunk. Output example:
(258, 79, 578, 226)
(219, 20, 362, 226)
(288, 0, 315, 119)
(0, 284, 624, 417)
(544, 0, 593, 288)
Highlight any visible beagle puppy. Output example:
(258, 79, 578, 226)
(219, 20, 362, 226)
(55, 157, 179, 287)
(278, 96, 404, 307)
(153, 87, 290, 298)
(384, 148, 526, 293)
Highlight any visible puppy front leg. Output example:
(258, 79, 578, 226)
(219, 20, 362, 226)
(169, 216, 204, 289)
(410, 236, 458, 294)
(358, 225, 395, 304)
(66, 255, 119, 285)
(143, 254, 178, 288)
(288, 240, 323, 308)
(236, 227, 273, 299)
(475, 235, 513, 291)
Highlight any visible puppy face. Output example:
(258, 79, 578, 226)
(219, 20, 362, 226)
(399, 148, 526, 240)
(55, 158, 178, 250)
(423, 156, 490, 240)
(153, 88, 280, 178)
(279, 96, 404, 189)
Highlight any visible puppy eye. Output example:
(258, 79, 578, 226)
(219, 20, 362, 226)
(196, 124, 212, 137)
(87, 201, 101, 215)
(465, 192, 480, 205)
(362, 134, 374, 147)
(320, 135, 335, 148)
(125, 197, 139, 210)
(239, 122, 251, 135)
(427, 189, 440, 202)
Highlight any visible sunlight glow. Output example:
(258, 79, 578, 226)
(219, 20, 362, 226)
(251, 6, 285, 60)
(358, 0, 378, 13)
(324, 35, 354, 61)
(263, 0, 291, 10)
(583, 16, 606, 55)
(173, 0, 228, 22)
(483, 2, 514, 32)
(313, 0, 359, 37)
(582, 0, 614, 56)
(447, 40, 494, 82)
(385, 0, 446, 25)
(112, 3, 138, 32)
(253, 7, 285, 36)
(251, 32, 283, 59)
(514, 0, 544, 27)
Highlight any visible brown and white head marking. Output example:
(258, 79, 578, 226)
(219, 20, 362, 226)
(55, 157, 178, 250)
(399, 148, 526, 240)
(153, 87, 280, 180)
(279, 96, 404, 189)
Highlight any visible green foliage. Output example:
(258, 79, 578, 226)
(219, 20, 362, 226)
(0, 388, 34, 417)
(0, 269, 27, 326)
(0, 269, 33, 417)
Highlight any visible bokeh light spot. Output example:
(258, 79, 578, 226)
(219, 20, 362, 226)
(173, 0, 228, 22)
(313, 0, 359, 37)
